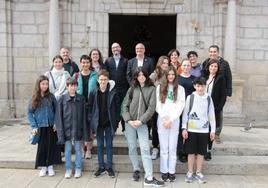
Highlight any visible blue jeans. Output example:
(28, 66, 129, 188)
(96, 126, 113, 169)
(124, 123, 153, 178)
(65, 140, 82, 170)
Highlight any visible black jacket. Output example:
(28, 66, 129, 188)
(202, 57, 232, 97)
(104, 56, 129, 90)
(206, 74, 227, 112)
(127, 56, 154, 85)
(88, 80, 120, 135)
(55, 93, 89, 143)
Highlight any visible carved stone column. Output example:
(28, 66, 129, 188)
(49, 0, 60, 63)
(224, 0, 236, 72)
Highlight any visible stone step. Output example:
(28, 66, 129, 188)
(90, 134, 268, 156)
(1, 155, 268, 176)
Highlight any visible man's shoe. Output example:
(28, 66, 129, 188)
(107, 168, 115, 178)
(151, 148, 159, 160)
(132, 170, 140, 181)
(65, 169, 72, 179)
(144, 177, 164, 187)
(161, 173, 169, 182)
(94, 167, 106, 177)
(169, 173, 176, 182)
(204, 152, 212, 161)
(185, 171, 194, 183)
(39, 167, 47, 177)
(74, 169, 82, 178)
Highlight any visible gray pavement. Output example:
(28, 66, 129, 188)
(1, 123, 268, 187)
(0, 168, 268, 188)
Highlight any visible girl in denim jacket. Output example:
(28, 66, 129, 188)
(28, 75, 62, 177)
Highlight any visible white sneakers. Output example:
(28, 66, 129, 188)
(39, 166, 55, 177)
(65, 169, 72, 179)
(39, 167, 47, 177)
(48, 165, 55, 177)
(74, 169, 82, 178)
(65, 169, 82, 179)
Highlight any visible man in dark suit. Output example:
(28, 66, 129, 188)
(127, 43, 154, 85)
(104, 42, 129, 131)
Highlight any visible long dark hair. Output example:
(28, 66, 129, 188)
(203, 58, 220, 77)
(31, 75, 52, 109)
(167, 49, 181, 68)
(155, 56, 170, 80)
(132, 67, 154, 88)
(160, 66, 179, 103)
(89, 48, 104, 65)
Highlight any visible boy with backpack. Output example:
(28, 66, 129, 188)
(182, 77, 215, 183)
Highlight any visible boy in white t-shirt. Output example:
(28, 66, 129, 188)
(182, 77, 215, 183)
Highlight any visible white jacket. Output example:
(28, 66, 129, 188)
(156, 84, 185, 122)
(182, 92, 216, 133)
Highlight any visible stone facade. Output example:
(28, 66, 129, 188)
(0, 0, 267, 124)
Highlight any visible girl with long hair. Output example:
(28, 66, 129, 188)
(156, 66, 185, 182)
(27, 75, 62, 177)
(122, 67, 164, 187)
(203, 59, 227, 160)
(45, 55, 70, 100)
(149, 56, 170, 160)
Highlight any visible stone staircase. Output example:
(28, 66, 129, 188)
(0, 124, 268, 176)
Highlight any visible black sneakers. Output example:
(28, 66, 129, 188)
(107, 168, 115, 178)
(144, 177, 165, 187)
(161, 173, 169, 182)
(94, 167, 106, 177)
(132, 170, 140, 181)
(169, 173, 176, 182)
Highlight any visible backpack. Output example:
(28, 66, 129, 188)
(186, 93, 211, 130)
(187, 93, 211, 117)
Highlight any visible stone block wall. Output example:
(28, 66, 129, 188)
(0, 0, 267, 122)
(237, 0, 268, 121)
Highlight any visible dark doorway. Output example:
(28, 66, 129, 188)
(109, 14, 176, 64)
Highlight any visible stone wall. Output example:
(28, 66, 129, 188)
(237, 0, 268, 121)
(0, 0, 267, 123)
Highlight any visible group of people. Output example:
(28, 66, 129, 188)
(27, 43, 232, 186)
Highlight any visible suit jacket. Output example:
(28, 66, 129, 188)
(104, 56, 129, 90)
(127, 56, 154, 85)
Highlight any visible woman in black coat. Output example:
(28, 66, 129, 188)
(203, 59, 227, 160)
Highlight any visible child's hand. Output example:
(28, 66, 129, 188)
(53, 125, 57, 132)
(128, 120, 136, 128)
(182, 129, 188, 139)
(134, 120, 142, 127)
(210, 132, 215, 141)
(31, 128, 38, 135)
